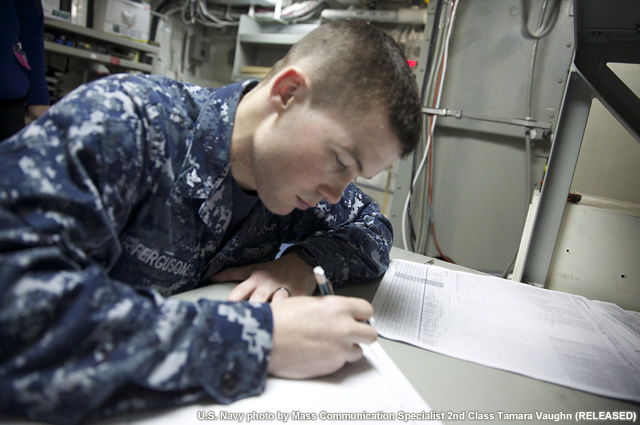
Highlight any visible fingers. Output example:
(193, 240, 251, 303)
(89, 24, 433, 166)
(227, 280, 256, 302)
(228, 284, 284, 303)
(227, 278, 293, 303)
(353, 320, 378, 345)
(346, 297, 375, 322)
(217, 266, 287, 302)
(270, 287, 291, 303)
(345, 343, 364, 363)
(215, 256, 318, 304)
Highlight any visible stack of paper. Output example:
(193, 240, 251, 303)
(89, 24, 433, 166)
(371, 260, 640, 403)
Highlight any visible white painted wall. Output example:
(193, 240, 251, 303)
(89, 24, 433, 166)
(547, 63, 640, 311)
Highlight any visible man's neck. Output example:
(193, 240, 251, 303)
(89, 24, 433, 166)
(230, 88, 261, 192)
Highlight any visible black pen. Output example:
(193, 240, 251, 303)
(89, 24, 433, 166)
(313, 266, 335, 296)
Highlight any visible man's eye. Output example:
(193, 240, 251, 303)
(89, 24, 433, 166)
(335, 154, 346, 169)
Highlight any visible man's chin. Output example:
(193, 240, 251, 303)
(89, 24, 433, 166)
(263, 201, 296, 216)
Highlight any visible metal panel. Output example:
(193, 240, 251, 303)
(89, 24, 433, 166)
(390, 0, 575, 274)
(519, 0, 640, 286)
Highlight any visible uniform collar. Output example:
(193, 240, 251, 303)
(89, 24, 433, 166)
(175, 79, 259, 199)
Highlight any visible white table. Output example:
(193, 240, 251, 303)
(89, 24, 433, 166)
(332, 248, 640, 424)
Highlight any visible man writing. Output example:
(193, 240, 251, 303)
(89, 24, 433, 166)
(0, 21, 422, 424)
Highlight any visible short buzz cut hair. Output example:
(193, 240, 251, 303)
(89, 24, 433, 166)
(263, 20, 422, 157)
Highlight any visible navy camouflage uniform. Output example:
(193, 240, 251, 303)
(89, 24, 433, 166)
(0, 74, 393, 424)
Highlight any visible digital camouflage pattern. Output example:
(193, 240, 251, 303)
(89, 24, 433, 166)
(0, 74, 393, 424)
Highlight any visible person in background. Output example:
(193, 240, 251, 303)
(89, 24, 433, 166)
(0, 21, 422, 425)
(0, 0, 51, 141)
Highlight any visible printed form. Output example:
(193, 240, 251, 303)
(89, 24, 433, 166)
(371, 259, 640, 403)
(90, 341, 442, 425)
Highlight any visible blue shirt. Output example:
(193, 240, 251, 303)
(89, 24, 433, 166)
(0, 74, 393, 424)
(0, 0, 50, 105)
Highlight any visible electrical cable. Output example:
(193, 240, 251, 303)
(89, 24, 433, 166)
(520, 0, 560, 39)
(413, 0, 449, 254)
(420, 0, 443, 105)
(404, 0, 443, 251)
(182, 0, 197, 24)
(404, 0, 444, 252)
(196, 0, 240, 27)
(254, 0, 324, 23)
(425, 23, 455, 263)
(415, 3, 450, 254)
(402, 0, 459, 255)
(177, 0, 253, 28)
(417, 0, 458, 262)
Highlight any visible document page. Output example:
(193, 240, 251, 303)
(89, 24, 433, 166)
(371, 259, 640, 403)
(91, 342, 442, 425)
(592, 300, 640, 352)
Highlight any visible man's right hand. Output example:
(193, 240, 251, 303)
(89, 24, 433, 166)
(267, 296, 377, 379)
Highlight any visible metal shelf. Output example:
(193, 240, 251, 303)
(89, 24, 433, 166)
(44, 41, 153, 73)
(44, 18, 159, 54)
(231, 15, 318, 82)
(43, 18, 157, 73)
(238, 33, 306, 45)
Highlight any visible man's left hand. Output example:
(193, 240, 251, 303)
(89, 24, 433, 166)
(209, 253, 317, 303)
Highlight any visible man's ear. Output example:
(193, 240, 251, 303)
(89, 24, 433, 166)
(268, 66, 308, 114)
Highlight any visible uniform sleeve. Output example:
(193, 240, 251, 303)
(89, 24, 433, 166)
(17, 0, 50, 106)
(282, 183, 393, 287)
(0, 76, 272, 425)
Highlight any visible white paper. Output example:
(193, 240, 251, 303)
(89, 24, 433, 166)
(95, 342, 442, 425)
(371, 259, 640, 403)
(592, 300, 640, 351)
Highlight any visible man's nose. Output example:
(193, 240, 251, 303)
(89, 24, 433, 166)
(318, 177, 352, 204)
